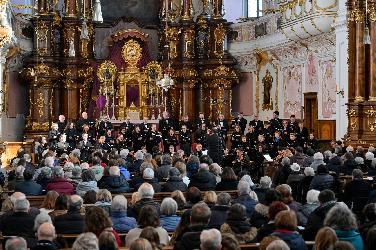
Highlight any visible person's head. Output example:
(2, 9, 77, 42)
(221, 233, 240, 250)
(227, 203, 247, 221)
(68, 195, 83, 210)
(138, 183, 154, 199)
(315, 226, 338, 250)
(72, 232, 99, 250)
(10, 192, 26, 206)
(45, 156, 55, 168)
(85, 206, 112, 233)
(96, 189, 112, 203)
(83, 190, 97, 204)
(140, 227, 160, 248)
(52, 166, 64, 179)
(352, 168, 363, 179)
(265, 240, 290, 250)
(5, 237, 27, 250)
(264, 189, 281, 206)
(304, 167, 315, 176)
(98, 231, 118, 250)
(191, 202, 211, 226)
(1, 198, 13, 213)
(314, 152, 324, 161)
(54, 195, 68, 210)
(109, 166, 120, 177)
(363, 203, 376, 222)
(275, 210, 297, 231)
(306, 189, 320, 204)
(332, 241, 355, 250)
(129, 238, 152, 250)
(200, 229, 222, 250)
(137, 205, 160, 228)
(41, 190, 59, 210)
(135, 150, 144, 161)
(366, 226, 376, 250)
(259, 236, 282, 250)
(171, 190, 186, 207)
(203, 191, 217, 206)
(161, 154, 172, 165)
(324, 203, 358, 230)
(160, 197, 178, 216)
(22, 168, 33, 181)
(186, 186, 202, 204)
(275, 184, 293, 204)
(237, 180, 251, 196)
(281, 157, 290, 166)
(290, 163, 300, 172)
(216, 192, 231, 206)
(111, 195, 127, 212)
(34, 212, 52, 231)
(209, 163, 222, 176)
(82, 169, 96, 182)
(260, 176, 272, 189)
(318, 189, 336, 204)
(37, 222, 56, 242)
(268, 201, 289, 221)
(221, 167, 237, 181)
(13, 198, 30, 213)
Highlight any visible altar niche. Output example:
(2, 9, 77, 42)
(97, 39, 163, 121)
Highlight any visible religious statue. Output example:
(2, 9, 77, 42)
(93, 0, 103, 22)
(68, 39, 75, 57)
(214, 24, 225, 57)
(80, 20, 89, 40)
(262, 69, 273, 110)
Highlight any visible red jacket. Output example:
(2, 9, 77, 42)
(46, 177, 74, 195)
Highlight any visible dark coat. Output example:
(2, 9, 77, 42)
(251, 203, 269, 228)
(309, 173, 334, 191)
(134, 178, 162, 193)
(127, 198, 160, 218)
(206, 133, 223, 164)
(232, 194, 258, 218)
(54, 208, 85, 234)
(208, 205, 229, 229)
(344, 178, 371, 213)
(215, 179, 239, 191)
(272, 165, 291, 187)
(254, 188, 269, 205)
(188, 170, 217, 191)
(31, 240, 60, 250)
(272, 230, 307, 250)
(155, 164, 172, 181)
(256, 222, 276, 242)
(15, 180, 43, 196)
(303, 201, 337, 240)
(99, 175, 130, 193)
(174, 225, 206, 250)
(162, 176, 188, 192)
(297, 176, 314, 203)
(0, 211, 36, 246)
(46, 178, 74, 195)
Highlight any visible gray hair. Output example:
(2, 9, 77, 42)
(199, 163, 209, 171)
(109, 166, 120, 176)
(200, 229, 222, 250)
(140, 162, 154, 173)
(5, 237, 27, 250)
(237, 181, 251, 195)
(72, 165, 82, 177)
(306, 189, 320, 204)
(323, 150, 333, 159)
(161, 154, 172, 165)
(34, 212, 52, 231)
(366, 151, 374, 160)
(144, 153, 152, 161)
(119, 149, 129, 158)
(324, 203, 358, 230)
(260, 176, 272, 188)
(217, 192, 231, 206)
(14, 199, 30, 212)
(368, 146, 375, 152)
(304, 167, 315, 176)
(111, 195, 127, 212)
(23, 154, 32, 163)
(160, 197, 178, 216)
(138, 183, 154, 199)
(240, 175, 255, 187)
(45, 157, 55, 168)
(10, 192, 26, 205)
(64, 162, 74, 172)
(209, 163, 222, 176)
(266, 240, 290, 250)
(354, 157, 364, 165)
(72, 232, 99, 250)
(68, 195, 83, 210)
(71, 149, 81, 159)
(346, 145, 354, 152)
(281, 157, 290, 166)
(352, 169, 363, 179)
(52, 167, 64, 178)
(134, 150, 144, 160)
(16, 166, 25, 178)
(313, 152, 324, 160)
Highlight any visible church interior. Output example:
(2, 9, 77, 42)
(0, 0, 350, 160)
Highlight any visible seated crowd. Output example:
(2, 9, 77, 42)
(1, 111, 376, 250)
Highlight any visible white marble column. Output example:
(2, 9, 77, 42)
(333, 0, 348, 140)
(242, 0, 248, 18)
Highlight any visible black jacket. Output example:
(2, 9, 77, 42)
(15, 180, 43, 196)
(128, 198, 160, 218)
(206, 133, 223, 164)
(188, 170, 217, 191)
(344, 178, 371, 213)
(163, 176, 188, 192)
(215, 179, 239, 191)
(174, 225, 206, 250)
(0, 211, 36, 246)
(303, 201, 337, 240)
(54, 208, 85, 234)
(155, 164, 172, 181)
(208, 205, 229, 230)
(32, 240, 60, 250)
(99, 175, 130, 193)
(134, 178, 162, 193)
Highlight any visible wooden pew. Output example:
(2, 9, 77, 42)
(1, 190, 239, 209)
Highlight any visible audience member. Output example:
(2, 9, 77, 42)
(155, 154, 173, 181)
(129, 238, 152, 250)
(72, 232, 99, 250)
(159, 198, 180, 232)
(216, 167, 238, 191)
(110, 195, 137, 233)
(171, 190, 187, 210)
(98, 231, 118, 250)
(251, 189, 281, 228)
(200, 229, 222, 250)
(298, 189, 320, 226)
(49, 194, 68, 220)
(99, 166, 130, 193)
(33, 222, 60, 250)
(5, 237, 27, 250)
(40, 191, 59, 213)
(232, 181, 258, 218)
(34, 212, 52, 231)
(15, 169, 43, 196)
(46, 167, 74, 195)
(189, 163, 217, 191)
(128, 183, 160, 218)
(344, 169, 371, 215)
(208, 192, 231, 229)
(94, 189, 112, 215)
(54, 195, 85, 234)
(162, 167, 188, 192)
(254, 176, 272, 205)
(139, 226, 162, 250)
(315, 226, 338, 250)
(135, 168, 162, 192)
(309, 164, 334, 191)
(221, 233, 240, 250)
(76, 169, 99, 197)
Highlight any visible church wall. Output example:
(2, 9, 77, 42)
(232, 72, 253, 116)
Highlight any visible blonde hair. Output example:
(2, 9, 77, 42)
(131, 192, 140, 205)
(96, 189, 112, 203)
(41, 191, 59, 209)
(203, 191, 217, 205)
(315, 226, 338, 250)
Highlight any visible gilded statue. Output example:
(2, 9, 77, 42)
(262, 69, 273, 110)
(214, 24, 225, 57)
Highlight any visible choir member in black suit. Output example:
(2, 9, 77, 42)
(232, 112, 247, 134)
(163, 129, 179, 153)
(97, 118, 113, 136)
(132, 126, 145, 151)
(78, 133, 93, 162)
(217, 113, 229, 139)
(120, 117, 134, 133)
(116, 134, 127, 152)
(249, 114, 263, 135)
(180, 114, 193, 132)
(230, 125, 243, 150)
(306, 132, 319, 151)
(296, 121, 309, 145)
(105, 130, 115, 150)
(179, 124, 192, 156)
(139, 116, 151, 135)
(246, 126, 257, 148)
(287, 133, 300, 149)
(269, 110, 283, 132)
(56, 134, 70, 156)
(195, 112, 210, 130)
(269, 131, 286, 158)
(96, 135, 111, 152)
(65, 122, 79, 149)
(159, 111, 175, 136)
(82, 124, 95, 144)
(281, 120, 290, 141)
(288, 115, 299, 134)
(146, 124, 162, 153)
(76, 112, 95, 133)
(195, 123, 208, 149)
(57, 115, 67, 133)
(48, 123, 60, 148)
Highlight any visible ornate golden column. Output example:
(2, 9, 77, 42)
(347, 0, 357, 103)
(181, 0, 193, 21)
(354, 1, 366, 102)
(369, 1, 376, 100)
(212, 0, 224, 19)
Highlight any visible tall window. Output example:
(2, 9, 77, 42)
(248, 0, 263, 18)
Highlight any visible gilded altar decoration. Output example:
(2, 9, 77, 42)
(181, 0, 192, 21)
(35, 92, 45, 118)
(214, 24, 225, 57)
(122, 39, 142, 70)
(347, 109, 358, 131)
(166, 27, 181, 59)
(97, 60, 117, 93)
(184, 29, 195, 58)
(262, 69, 273, 111)
(35, 21, 49, 56)
(365, 107, 376, 132)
